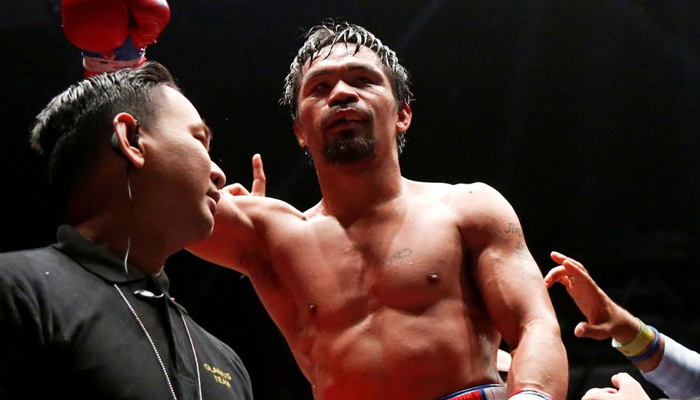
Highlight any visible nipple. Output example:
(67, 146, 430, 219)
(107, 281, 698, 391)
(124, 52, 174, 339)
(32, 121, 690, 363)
(427, 272, 440, 283)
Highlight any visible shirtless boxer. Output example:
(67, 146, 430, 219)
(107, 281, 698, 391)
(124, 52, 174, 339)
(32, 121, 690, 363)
(189, 21, 568, 400)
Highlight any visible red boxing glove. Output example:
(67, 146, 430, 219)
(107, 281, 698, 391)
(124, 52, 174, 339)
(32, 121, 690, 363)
(61, 0, 129, 55)
(126, 0, 171, 50)
(61, 0, 169, 77)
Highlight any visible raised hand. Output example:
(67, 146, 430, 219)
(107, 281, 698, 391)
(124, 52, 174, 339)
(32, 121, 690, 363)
(220, 154, 266, 197)
(581, 373, 651, 400)
(250, 153, 266, 196)
(545, 251, 639, 342)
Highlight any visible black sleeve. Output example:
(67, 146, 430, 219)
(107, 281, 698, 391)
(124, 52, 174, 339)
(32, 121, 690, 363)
(0, 267, 43, 399)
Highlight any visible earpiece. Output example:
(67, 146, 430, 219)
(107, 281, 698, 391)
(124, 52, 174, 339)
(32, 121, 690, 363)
(110, 132, 121, 154)
(111, 126, 140, 156)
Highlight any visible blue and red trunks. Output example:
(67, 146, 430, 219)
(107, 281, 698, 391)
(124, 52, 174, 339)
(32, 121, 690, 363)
(437, 384, 506, 400)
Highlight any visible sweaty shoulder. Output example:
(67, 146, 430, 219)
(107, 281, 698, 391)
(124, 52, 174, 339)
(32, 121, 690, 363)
(450, 181, 512, 212)
(190, 193, 307, 272)
(405, 180, 507, 207)
(405, 179, 517, 231)
(229, 193, 307, 224)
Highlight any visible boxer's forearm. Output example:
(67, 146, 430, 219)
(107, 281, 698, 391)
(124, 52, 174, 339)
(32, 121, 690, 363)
(508, 321, 568, 400)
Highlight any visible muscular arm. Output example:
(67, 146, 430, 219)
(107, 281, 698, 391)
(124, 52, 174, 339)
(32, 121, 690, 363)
(459, 183, 568, 399)
(187, 188, 263, 275)
(187, 154, 301, 276)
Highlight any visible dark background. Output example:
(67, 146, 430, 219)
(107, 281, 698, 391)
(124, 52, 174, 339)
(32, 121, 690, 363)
(1, 1, 699, 399)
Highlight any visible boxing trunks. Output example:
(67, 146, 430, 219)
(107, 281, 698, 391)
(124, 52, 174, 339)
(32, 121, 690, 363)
(437, 384, 507, 400)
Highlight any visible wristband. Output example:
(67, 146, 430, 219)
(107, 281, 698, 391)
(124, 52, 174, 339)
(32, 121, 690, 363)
(611, 318, 655, 357)
(627, 326, 660, 363)
(83, 55, 146, 75)
(509, 389, 557, 400)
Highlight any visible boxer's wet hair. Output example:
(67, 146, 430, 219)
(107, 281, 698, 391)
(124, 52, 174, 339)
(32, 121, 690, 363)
(30, 61, 179, 205)
(281, 20, 414, 121)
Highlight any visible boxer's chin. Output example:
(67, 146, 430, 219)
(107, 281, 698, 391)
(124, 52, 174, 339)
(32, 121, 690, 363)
(323, 136, 377, 164)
